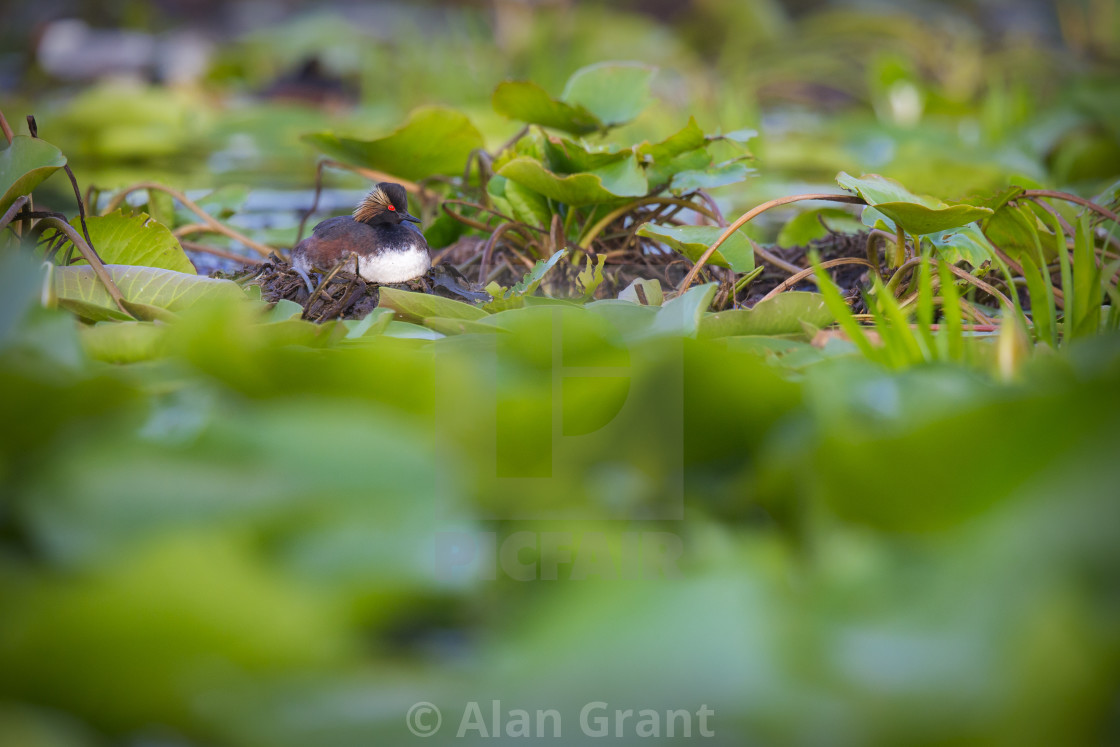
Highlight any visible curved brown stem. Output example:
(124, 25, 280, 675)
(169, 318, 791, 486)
(179, 239, 264, 265)
(101, 182, 276, 257)
(678, 193, 865, 292)
(1022, 189, 1120, 225)
(37, 215, 131, 317)
(478, 222, 529, 283)
(759, 257, 878, 303)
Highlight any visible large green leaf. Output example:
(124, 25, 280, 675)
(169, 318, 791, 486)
(543, 135, 630, 173)
(377, 287, 488, 321)
(636, 224, 755, 273)
(837, 172, 992, 235)
(301, 107, 484, 181)
(637, 117, 706, 163)
(670, 162, 753, 193)
(0, 136, 67, 218)
(63, 211, 195, 274)
(699, 292, 833, 337)
(492, 81, 601, 134)
(498, 155, 647, 205)
(561, 62, 656, 127)
(504, 180, 553, 228)
(54, 265, 246, 322)
(924, 222, 998, 267)
(777, 208, 865, 248)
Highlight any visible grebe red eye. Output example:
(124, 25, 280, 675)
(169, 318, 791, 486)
(388, 205, 396, 211)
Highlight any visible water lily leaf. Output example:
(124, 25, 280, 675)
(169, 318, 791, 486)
(301, 107, 484, 181)
(342, 308, 394, 338)
(699, 292, 833, 337)
(492, 81, 601, 134)
(423, 316, 504, 336)
(777, 208, 865, 248)
(543, 135, 630, 173)
(637, 117, 706, 162)
(837, 172, 992, 235)
(377, 287, 488, 321)
(617, 278, 664, 306)
(648, 282, 717, 337)
(0, 135, 67, 217)
(80, 321, 166, 363)
(62, 210, 195, 275)
(504, 180, 553, 228)
(194, 184, 250, 219)
(498, 155, 647, 205)
(925, 222, 998, 267)
(510, 250, 568, 296)
(561, 62, 656, 127)
(636, 224, 755, 273)
(54, 265, 246, 322)
(670, 162, 753, 193)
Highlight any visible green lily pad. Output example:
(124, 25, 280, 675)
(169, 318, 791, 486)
(504, 180, 553, 228)
(0, 136, 67, 218)
(670, 162, 753, 193)
(837, 172, 992, 235)
(561, 62, 656, 128)
(54, 265, 245, 322)
(377, 287, 488, 321)
(302, 107, 485, 181)
(777, 208, 865, 248)
(423, 316, 504, 336)
(498, 155, 647, 205)
(543, 135, 630, 173)
(637, 117, 706, 162)
(699, 292, 833, 337)
(62, 210, 195, 275)
(924, 222, 997, 267)
(492, 81, 601, 134)
(636, 224, 755, 273)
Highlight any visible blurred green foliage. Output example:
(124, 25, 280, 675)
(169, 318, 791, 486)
(2, 247, 1120, 744)
(3, 1, 1120, 744)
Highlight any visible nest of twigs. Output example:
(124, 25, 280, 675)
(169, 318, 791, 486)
(219, 253, 489, 321)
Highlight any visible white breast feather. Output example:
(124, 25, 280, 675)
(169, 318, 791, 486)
(358, 248, 431, 284)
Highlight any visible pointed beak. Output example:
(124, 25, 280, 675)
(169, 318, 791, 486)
(402, 212, 421, 224)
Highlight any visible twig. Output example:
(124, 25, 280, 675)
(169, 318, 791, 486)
(0, 195, 30, 233)
(180, 239, 265, 265)
(36, 215, 131, 317)
(1022, 189, 1120, 226)
(101, 182, 276, 257)
(678, 193, 866, 291)
(578, 196, 721, 250)
(0, 107, 12, 145)
(759, 257, 878, 302)
(479, 222, 531, 283)
(749, 239, 803, 275)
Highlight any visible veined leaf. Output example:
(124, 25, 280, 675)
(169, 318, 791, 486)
(699, 292, 833, 337)
(0, 135, 67, 217)
(377, 287, 488, 322)
(561, 62, 656, 128)
(61, 210, 196, 275)
(302, 107, 484, 181)
(838, 172, 992, 235)
(636, 224, 755, 273)
(492, 81, 601, 134)
(498, 156, 647, 205)
(54, 265, 245, 322)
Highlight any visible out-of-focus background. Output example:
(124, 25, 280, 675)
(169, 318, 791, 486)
(2, 1, 1120, 746)
(4, 0, 1118, 206)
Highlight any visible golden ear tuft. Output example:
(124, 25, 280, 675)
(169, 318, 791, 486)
(353, 186, 392, 222)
